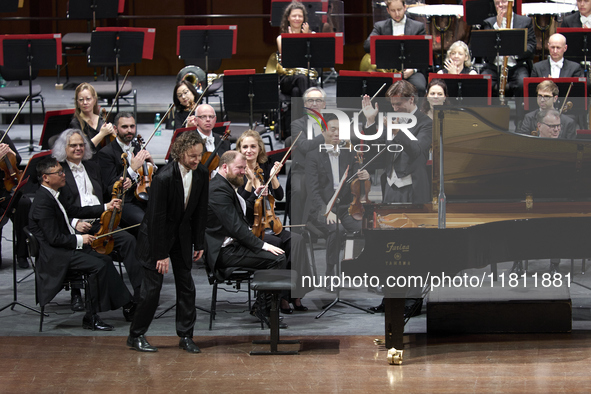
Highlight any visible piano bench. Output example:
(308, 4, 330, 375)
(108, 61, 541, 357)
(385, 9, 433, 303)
(249, 269, 300, 355)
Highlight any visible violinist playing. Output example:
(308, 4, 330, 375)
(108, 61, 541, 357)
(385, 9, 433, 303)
(70, 82, 117, 153)
(236, 130, 312, 313)
(0, 135, 31, 269)
(173, 80, 199, 130)
(187, 104, 231, 161)
(302, 114, 370, 280)
(97, 112, 155, 231)
(53, 129, 143, 320)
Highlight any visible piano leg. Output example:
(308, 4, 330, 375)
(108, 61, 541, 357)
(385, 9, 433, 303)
(384, 298, 405, 349)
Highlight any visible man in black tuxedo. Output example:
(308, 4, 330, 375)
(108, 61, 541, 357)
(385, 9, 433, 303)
(29, 157, 132, 331)
(561, 0, 591, 27)
(531, 34, 583, 78)
(205, 151, 287, 325)
(128, 131, 209, 353)
(303, 113, 369, 277)
(97, 112, 154, 230)
(362, 80, 432, 204)
(481, 0, 536, 108)
(187, 104, 231, 174)
(52, 129, 143, 316)
(363, 0, 427, 95)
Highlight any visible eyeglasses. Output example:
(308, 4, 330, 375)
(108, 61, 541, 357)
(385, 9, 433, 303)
(68, 143, 85, 148)
(176, 89, 191, 98)
(305, 99, 325, 105)
(45, 170, 65, 176)
(537, 94, 555, 100)
(77, 97, 94, 103)
(197, 115, 215, 120)
(541, 122, 561, 130)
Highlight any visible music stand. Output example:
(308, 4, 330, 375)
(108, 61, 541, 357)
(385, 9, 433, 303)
(67, 0, 119, 28)
(0, 34, 62, 153)
(223, 71, 279, 129)
(39, 109, 76, 150)
(471, 29, 528, 80)
(281, 33, 342, 89)
(336, 70, 401, 109)
(177, 26, 237, 83)
(270, 0, 325, 32)
(557, 28, 591, 76)
(428, 73, 493, 105)
(0, 0, 19, 13)
(370, 35, 433, 72)
(463, 0, 497, 26)
(0, 178, 43, 316)
(89, 30, 143, 113)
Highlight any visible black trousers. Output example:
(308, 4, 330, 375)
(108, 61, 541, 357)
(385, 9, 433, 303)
(129, 242, 196, 338)
(216, 242, 287, 272)
(311, 212, 362, 273)
(121, 199, 146, 236)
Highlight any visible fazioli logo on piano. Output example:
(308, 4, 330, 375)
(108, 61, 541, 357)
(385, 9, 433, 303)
(386, 242, 410, 253)
(305, 107, 413, 153)
(386, 242, 410, 266)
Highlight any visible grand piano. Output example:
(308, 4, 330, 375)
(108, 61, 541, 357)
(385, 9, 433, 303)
(341, 106, 591, 352)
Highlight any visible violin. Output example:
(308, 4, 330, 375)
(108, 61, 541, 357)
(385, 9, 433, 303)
(133, 134, 153, 201)
(0, 98, 28, 192)
(349, 151, 371, 221)
(202, 129, 231, 179)
(92, 153, 128, 255)
(252, 165, 283, 239)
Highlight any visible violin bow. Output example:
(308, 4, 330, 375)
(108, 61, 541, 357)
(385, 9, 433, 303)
(94, 223, 141, 239)
(0, 96, 30, 144)
(181, 84, 212, 127)
(261, 131, 303, 193)
(103, 69, 131, 121)
(143, 103, 174, 149)
(559, 82, 574, 115)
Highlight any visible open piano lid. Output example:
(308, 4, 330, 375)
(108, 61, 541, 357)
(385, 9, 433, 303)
(432, 106, 591, 201)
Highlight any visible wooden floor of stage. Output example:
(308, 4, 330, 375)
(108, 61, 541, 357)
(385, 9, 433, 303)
(3, 334, 591, 393)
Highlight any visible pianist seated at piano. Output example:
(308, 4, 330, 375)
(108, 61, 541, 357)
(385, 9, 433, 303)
(361, 80, 432, 203)
(302, 113, 369, 279)
(516, 80, 576, 138)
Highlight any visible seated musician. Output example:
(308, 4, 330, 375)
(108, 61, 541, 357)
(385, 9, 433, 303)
(481, 0, 536, 119)
(52, 128, 143, 318)
(97, 112, 153, 231)
(517, 80, 576, 138)
(362, 80, 432, 203)
(236, 130, 311, 313)
(276, 1, 317, 98)
(512, 108, 565, 276)
(420, 79, 448, 120)
(437, 41, 477, 75)
(28, 157, 132, 331)
(186, 104, 231, 162)
(288, 87, 328, 224)
(173, 80, 199, 130)
(363, 0, 427, 95)
(70, 82, 117, 152)
(561, 0, 591, 27)
(303, 113, 369, 279)
(0, 136, 31, 269)
(205, 151, 287, 328)
(531, 34, 583, 78)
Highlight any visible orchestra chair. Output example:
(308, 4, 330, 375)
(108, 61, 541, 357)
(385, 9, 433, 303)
(92, 81, 137, 120)
(23, 226, 89, 332)
(203, 262, 253, 330)
(57, 32, 92, 87)
(249, 269, 300, 355)
(0, 66, 45, 117)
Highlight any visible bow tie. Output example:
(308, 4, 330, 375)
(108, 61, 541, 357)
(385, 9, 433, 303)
(581, 15, 591, 27)
(327, 149, 339, 157)
(207, 136, 215, 144)
(550, 59, 563, 68)
(393, 20, 404, 27)
(71, 164, 84, 173)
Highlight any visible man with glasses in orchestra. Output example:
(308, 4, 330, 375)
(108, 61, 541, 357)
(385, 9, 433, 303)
(187, 103, 231, 158)
(97, 112, 155, 231)
(517, 80, 576, 138)
(561, 0, 591, 27)
(28, 157, 132, 331)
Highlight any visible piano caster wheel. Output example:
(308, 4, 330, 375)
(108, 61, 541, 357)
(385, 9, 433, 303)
(374, 338, 385, 346)
(387, 348, 404, 365)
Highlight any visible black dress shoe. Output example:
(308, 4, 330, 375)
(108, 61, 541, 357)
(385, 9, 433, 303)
(179, 337, 201, 353)
(122, 302, 137, 322)
(280, 300, 293, 314)
(70, 294, 85, 312)
(369, 302, 385, 313)
(404, 298, 422, 318)
(254, 306, 288, 329)
(290, 298, 308, 312)
(510, 261, 524, 276)
(17, 257, 29, 269)
(127, 335, 158, 352)
(82, 314, 114, 331)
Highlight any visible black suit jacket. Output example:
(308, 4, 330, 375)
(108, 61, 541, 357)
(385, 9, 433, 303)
(97, 138, 139, 201)
(59, 160, 106, 209)
(303, 148, 358, 223)
(561, 11, 583, 28)
(135, 161, 208, 270)
(482, 14, 536, 66)
(205, 173, 264, 272)
(364, 17, 427, 53)
(290, 116, 326, 175)
(531, 58, 584, 78)
(517, 110, 577, 139)
(28, 186, 104, 306)
(364, 109, 433, 203)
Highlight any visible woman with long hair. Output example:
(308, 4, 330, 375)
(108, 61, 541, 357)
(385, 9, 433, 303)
(421, 79, 448, 120)
(69, 82, 116, 150)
